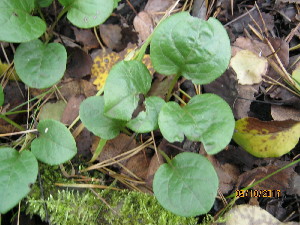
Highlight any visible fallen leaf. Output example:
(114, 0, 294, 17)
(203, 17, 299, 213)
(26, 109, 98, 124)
(203, 69, 238, 108)
(144, 0, 176, 23)
(91, 50, 121, 90)
(61, 95, 85, 125)
(65, 47, 93, 79)
(233, 117, 300, 157)
(233, 84, 259, 119)
(99, 24, 122, 50)
(292, 68, 300, 90)
(75, 128, 92, 159)
(224, 205, 298, 225)
(133, 11, 153, 42)
(121, 150, 150, 180)
(91, 45, 154, 90)
(208, 156, 240, 194)
(91, 134, 137, 168)
(72, 27, 99, 50)
(236, 164, 296, 191)
(230, 50, 268, 85)
(265, 86, 300, 109)
(271, 105, 300, 121)
(59, 80, 97, 100)
(39, 100, 66, 121)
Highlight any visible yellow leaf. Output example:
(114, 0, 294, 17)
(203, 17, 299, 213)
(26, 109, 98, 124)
(0, 61, 19, 80)
(230, 50, 268, 85)
(91, 44, 154, 90)
(233, 117, 300, 157)
(292, 68, 300, 90)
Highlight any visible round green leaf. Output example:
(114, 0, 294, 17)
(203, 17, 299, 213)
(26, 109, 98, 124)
(153, 152, 218, 217)
(104, 60, 152, 121)
(0, 148, 38, 214)
(58, 0, 114, 28)
(14, 39, 67, 89)
(0, 85, 4, 106)
(150, 12, 231, 85)
(0, 0, 46, 43)
(31, 119, 77, 165)
(126, 96, 165, 133)
(80, 96, 125, 140)
(158, 94, 234, 154)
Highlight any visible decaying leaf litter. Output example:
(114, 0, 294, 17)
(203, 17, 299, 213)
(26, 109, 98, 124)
(0, 0, 300, 224)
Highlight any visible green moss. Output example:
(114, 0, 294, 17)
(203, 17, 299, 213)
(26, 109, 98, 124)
(25, 164, 198, 225)
(103, 190, 198, 225)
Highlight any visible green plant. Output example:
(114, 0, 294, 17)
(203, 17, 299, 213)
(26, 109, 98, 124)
(79, 12, 234, 217)
(0, 0, 118, 214)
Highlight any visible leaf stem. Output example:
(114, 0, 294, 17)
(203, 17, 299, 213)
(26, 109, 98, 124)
(166, 73, 181, 101)
(89, 138, 107, 163)
(0, 114, 25, 131)
(159, 149, 172, 166)
(226, 157, 300, 199)
(46, 5, 71, 44)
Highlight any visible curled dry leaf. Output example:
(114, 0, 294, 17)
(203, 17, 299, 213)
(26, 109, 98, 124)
(133, 11, 153, 42)
(233, 117, 300, 157)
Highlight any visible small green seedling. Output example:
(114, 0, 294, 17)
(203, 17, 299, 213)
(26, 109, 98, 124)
(0, 0, 116, 88)
(0, 119, 77, 214)
(80, 12, 234, 217)
(0, 0, 117, 214)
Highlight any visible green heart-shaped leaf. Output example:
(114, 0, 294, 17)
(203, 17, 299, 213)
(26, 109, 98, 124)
(126, 96, 165, 133)
(158, 94, 234, 154)
(58, 0, 114, 28)
(150, 12, 231, 84)
(0, 0, 46, 43)
(104, 60, 152, 121)
(0, 148, 38, 214)
(31, 119, 77, 165)
(0, 85, 4, 106)
(153, 152, 218, 217)
(14, 39, 67, 89)
(80, 96, 126, 140)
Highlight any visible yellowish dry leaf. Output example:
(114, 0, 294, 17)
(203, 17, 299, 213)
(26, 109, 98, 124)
(233, 117, 300, 158)
(91, 45, 154, 90)
(230, 50, 268, 85)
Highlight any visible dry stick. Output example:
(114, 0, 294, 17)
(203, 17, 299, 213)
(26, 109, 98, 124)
(265, 38, 295, 85)
(0, 43, 10, 64)
(247, 7, 264, 37)
(151, 131, 160, 164)
(89, 188, 117, 215)
(285, 22, 300, 43)
(224, 6, 256, 27)
(255, 2, 268, 36)
(125, 0, 138, 15)
(55, 183, 121, 191)
(82, 138, 153, 171)
(0, 129, 37, 137)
